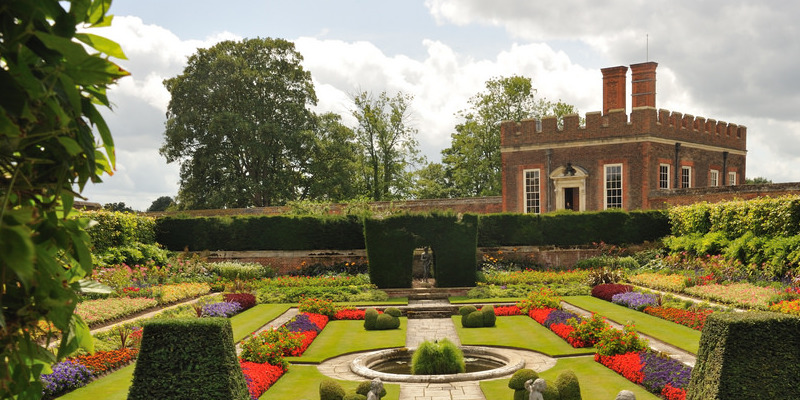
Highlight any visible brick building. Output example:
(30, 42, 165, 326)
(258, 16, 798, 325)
(500, 62, 747, 213)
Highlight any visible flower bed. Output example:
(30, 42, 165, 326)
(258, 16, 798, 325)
(152, 282, 211, 304)
(591, 283, 633, 302)
(628, 273, 688, 292)
(201, 301, 243, 317)
(241, 361, 286, 399)
(769, 298, 800, 315)
(481, 269, 591, 286)
(261, 275, 371, 287)
(224, 293, 257, 310)
(611, 292, 659, 311)
(642, 306, 712, 331)
(684, 282, 778, 309)
(595, 351, 691, 400)
(527, 308, 591, 348)
(40, 360, 93, 398)
(69, 348, 139, 375)
(75, 297, 158, 325)
(333, 308, 366, 320)
(493, 305, 522, 316)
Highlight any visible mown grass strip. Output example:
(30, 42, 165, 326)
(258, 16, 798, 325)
(261, 364, 400, 400)
(454, 316, 593, 357)
(287, 319, 407, 363)
(57, 364, 135, 400)
(563, 295, 701, 354)
(480, 356, 661, 400)
(231, 303, 292, 342)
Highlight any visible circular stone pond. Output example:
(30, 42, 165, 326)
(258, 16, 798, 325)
(350, 346, 525, 383)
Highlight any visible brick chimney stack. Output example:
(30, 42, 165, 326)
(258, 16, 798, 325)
(630, 61, 658, 108)
(601, 66, 628, 115)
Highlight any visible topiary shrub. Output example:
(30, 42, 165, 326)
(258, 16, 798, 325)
(319, 378, 346, 400)
(555, 370, 581, 400)
(364, 308, 379, 330)
(459, 305, 477, 316)
(481, 305, 496, 327)
(128, 318, 249, 400)
(411, 338, 465, 375)
(384, 307, 402, 318)
(687, 311, 800, 399)
(508, 368, 539, 390)
(355, 380, 387, 398)
(465, 311, 484, 328)
(343, 394, 366, 400)
(541, 380, 560, 400)
(374, 313, 400, 330)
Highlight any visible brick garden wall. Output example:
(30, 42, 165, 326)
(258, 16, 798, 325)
(648, 182, 800, 209)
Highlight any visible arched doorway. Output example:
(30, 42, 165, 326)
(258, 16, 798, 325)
(550, 164, 588, 212)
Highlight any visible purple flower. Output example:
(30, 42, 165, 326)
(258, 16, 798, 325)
(639, 351, 692, 392)
(284, 314, 321, 333)
(543, 309, 580, 328)
(201, 301, 242, 317)
(611, 292, 659, 311)
(41, 360, 93, 397)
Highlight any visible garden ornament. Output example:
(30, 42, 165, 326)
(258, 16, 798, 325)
(615, 390, 636, 400)
(524, 378, 547, 400)
(367, 378, 383, 400)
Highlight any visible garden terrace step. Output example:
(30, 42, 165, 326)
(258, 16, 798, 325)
(382, 287, 471, 300)
(401, 305, 460, 319)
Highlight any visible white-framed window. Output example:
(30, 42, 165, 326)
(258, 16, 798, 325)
(728, 171, 737, 186)
(659, 164, 671, 189)
(681, 166, 692, 188)
(710, 170, 719, 187)
(604, 164, 623, 209)
(523, 169, 541, 214)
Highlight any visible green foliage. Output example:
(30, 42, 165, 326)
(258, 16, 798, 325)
(410, 339, 465, 375)
(508, 368, 539, 390)
(459, 305, 477, 316)
(374, 313, 401, 330)
(383, 307, 402, 318)
(147, 196, 175, 212)
(83, 210, 157, 251)
(343, 394, 366, 400)
(355, 380, 386, 398)
(595, 324, 649, 357)
(257, 284, 386, 304)
(212, 261, 275, 280)
(351, 91, 422, 201)
(584, 267, 627, 286)
(517, 287, 562, 314)
(155, 214, 365, 251)
(463, 311, 484, 328)
(481, 305, 497, 327)
(687, 311, 800, 399)
(0, 1, 130, 397)
(303, 112, 362, 202)
(555, 370, 581, 400)
(670, 196, 800, 238)
(568, 313, 609, 346)
(477, 210, 670, 247)
(128, 318, 249, 400)
(363, 308, 379, 330)
(319, 378, 346, 400)
(299, 298, 340, 318)
(365, 213, 478, 288)
(162, 38, 318, 209)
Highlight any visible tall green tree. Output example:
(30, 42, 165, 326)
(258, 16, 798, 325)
(301, 112, 360, 201)
(351, 91, 422, 201)
(147, 196, 175, 212)
(410, 162, 456, 199)
(441, 76, 579, 197)
(161, 38, 317, 209)
(0, 1, 128, 397)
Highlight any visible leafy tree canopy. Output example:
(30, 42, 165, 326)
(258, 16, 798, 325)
(147, 196, 175, 212)
(0, 0, 128, 397)
(161, 37, 318, 209)
(441, 75, 579, 197)
(104, 201, 134, 212)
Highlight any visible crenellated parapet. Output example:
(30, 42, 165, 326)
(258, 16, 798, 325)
(501, 107, 746, 151)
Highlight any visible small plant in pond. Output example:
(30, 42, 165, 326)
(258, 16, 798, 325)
(411, 338, 465, 375)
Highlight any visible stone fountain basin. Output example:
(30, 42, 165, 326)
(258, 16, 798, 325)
(349, 346, 525, 383)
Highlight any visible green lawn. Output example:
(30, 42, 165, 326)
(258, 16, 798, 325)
(58, 364, 135, 400)
(287, 319, 407, 363)
(231, 303, 292, 341)
(480, 356, 660, 400)
(449, 296, 521, 304)
(261, 365, 400, 400)
(563, 296, 701, 354)
(454, 315, 594, 356)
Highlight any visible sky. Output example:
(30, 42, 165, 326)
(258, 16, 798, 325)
(80, 0, 800, 210)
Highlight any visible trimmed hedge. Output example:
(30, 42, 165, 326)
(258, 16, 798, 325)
(477, 209, 669, 247)
(128, 318, 248, 400)
(155, 214, 365, 251)
(364, 213, 478, 288)
(82, 210, 157, 251)
(670, 196, 800, 238)
(687, 311, 800, 399)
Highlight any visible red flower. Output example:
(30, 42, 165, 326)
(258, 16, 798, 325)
(493, 305, 522, 316)
(240, 361, 285, 399)
(595, 352, 644, 384)
(661, 383, 687, 400)
(333, 308, 366, 320)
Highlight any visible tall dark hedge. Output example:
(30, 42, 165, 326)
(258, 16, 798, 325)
(364, 213, 478, 288)
(477, 210, 669, 246)
(127, 318, 249, 400)
(154, 214, 364, 251)
(687, 311, 800, 399)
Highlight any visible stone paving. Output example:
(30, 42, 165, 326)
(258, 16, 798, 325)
(317, 300, 558, 400)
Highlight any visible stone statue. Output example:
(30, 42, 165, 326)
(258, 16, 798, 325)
(421, 246, 432, 282)
(366, 378, 383, 400)
(524, 378, 547, 400)
(615, 390, 636, 400)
